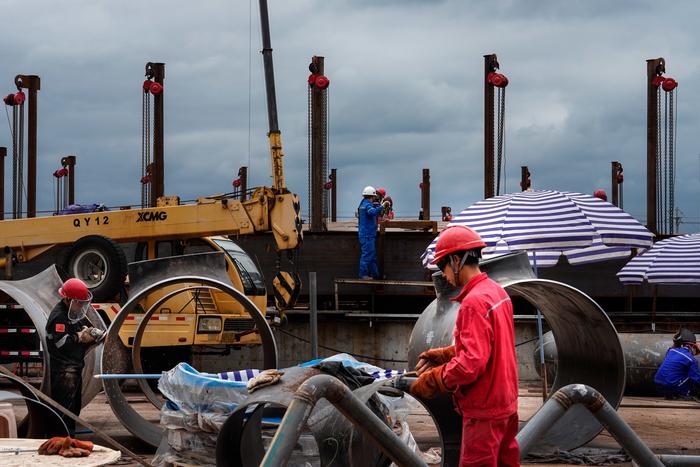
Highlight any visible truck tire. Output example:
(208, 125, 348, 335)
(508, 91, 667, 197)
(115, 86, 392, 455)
(58, 235, 127, 302)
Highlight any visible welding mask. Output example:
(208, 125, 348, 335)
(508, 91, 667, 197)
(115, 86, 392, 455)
(67, 292, 93, 323)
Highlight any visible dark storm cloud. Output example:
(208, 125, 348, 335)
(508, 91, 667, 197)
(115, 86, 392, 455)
(0, 0, 698, 231)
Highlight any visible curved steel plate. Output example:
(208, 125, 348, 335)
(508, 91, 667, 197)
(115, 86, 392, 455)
(0, 265, 105, 406)
(102, 266, 278, 447)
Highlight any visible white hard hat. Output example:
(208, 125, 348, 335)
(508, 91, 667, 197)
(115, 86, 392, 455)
(362, 186, 377, 197)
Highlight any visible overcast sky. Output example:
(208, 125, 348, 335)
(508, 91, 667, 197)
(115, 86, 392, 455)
(1, 0, 699, 232)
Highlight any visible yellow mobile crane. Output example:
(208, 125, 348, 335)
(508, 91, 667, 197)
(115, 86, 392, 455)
(0, 0, 301, 357)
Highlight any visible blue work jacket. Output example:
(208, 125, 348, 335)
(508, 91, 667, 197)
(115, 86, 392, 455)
(357, 198, 383, 238)
(654, 347, 700, 392)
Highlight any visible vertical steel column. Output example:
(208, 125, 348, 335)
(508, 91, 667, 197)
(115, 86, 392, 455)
(421, 168, 430, 220)
(484, 54, 498, 199)
(611, 161, 619, 207)
(310, 55, 326, 232)
(147, 62, 165, 206)
(62, 155, 76, 206)
(521, 166, 530, 191)
(646, 58, 664, 233)
(330, 168, 337, 222)
(238, 166, 248, 201)
(15, 75, 40, 218)
(0, 147, 5, 220)
(309, 271, 318, 359)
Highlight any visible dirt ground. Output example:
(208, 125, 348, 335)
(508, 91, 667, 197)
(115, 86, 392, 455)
(6, 385, 700, 466)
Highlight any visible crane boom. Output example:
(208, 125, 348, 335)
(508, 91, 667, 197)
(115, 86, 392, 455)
(258, 0, 286, 192)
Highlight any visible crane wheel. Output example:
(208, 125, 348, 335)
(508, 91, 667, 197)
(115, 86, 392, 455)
(57, 235, 127, 302)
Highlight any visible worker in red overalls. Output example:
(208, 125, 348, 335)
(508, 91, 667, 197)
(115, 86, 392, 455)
(411, 225, 519, 466)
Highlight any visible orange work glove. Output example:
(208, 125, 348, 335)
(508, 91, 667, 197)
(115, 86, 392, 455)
(414, 346, 455, 375)
(59, 445, 92, 457)
(39, 437, 93, 457)
(71, 438, 94, 452)
(39, 437, 65, 455)
(39, 436, 71, 455)
(409, 364, 448, 400)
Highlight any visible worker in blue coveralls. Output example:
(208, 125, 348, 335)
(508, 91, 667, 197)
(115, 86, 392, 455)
(654, 328, 700, 400)
(357, 186, 389, 279)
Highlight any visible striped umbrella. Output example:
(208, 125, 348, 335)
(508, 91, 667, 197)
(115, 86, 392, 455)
(617, 233, 700, 284)
(422, 190, 653, 268)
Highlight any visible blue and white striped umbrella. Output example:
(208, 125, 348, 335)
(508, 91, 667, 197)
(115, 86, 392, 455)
(617, 233, 700, 284)
(422, 190, 653, 268)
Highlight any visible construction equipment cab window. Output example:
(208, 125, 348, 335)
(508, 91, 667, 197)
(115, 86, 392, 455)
(212, 239, 266, 296)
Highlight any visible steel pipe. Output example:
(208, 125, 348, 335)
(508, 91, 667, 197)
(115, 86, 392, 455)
(408, 252, 625, 464)
(657, 454, 700, 466)
(517, 384, 662, 467)
(260, 374, 427, 467)
(216, 366, 408, 467)
(536, 332, 695, 395)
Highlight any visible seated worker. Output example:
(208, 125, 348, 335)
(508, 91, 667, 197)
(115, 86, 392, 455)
(654, 327, 700, 400)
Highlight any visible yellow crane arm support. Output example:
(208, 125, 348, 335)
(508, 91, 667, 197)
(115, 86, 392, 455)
(269, 131, 285, 192)
(0, 200, 258, 264)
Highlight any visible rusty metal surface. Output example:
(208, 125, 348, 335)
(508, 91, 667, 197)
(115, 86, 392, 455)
(0, 265, 105, 406)
(408, 252, 625, 462)
(236, 230, 437, 296)
(216, 367, 396, 467)
(538, 332, 687, 396)
(103, 253, 278, 447)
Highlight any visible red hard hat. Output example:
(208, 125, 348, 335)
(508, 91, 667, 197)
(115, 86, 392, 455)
(431, 225, 486, 265)
(376, 187, 386, 198)
(58, 278, 90, 301)
(594, 189, 608, 201)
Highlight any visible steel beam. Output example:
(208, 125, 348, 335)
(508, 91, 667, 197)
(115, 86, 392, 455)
(310, 55, 326, 232)
(646, 58, 664, 233)
(0, 147, 5, 220)
(421, 168, 430, 220)
(14, 75, 40, 218)
(146, 62, 165, 206)
(484, 54, 498, 199)
(62, 155, 76, 206)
